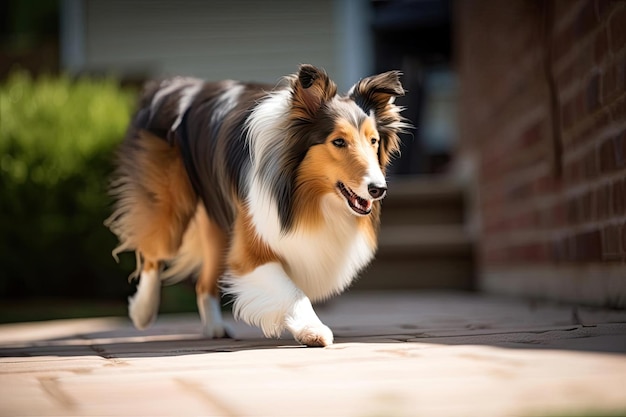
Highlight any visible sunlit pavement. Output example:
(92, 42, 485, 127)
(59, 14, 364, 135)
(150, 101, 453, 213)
(1, 291, 625, 417)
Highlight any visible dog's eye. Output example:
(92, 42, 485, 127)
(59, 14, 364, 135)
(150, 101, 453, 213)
(332, 138, 347, 148)
(371, 138, 379, 145)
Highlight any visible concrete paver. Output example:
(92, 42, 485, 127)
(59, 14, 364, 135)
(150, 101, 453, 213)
(1, 291, 625, 417)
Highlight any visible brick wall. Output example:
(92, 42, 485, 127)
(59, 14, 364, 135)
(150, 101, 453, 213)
(456, 0, 626, 307)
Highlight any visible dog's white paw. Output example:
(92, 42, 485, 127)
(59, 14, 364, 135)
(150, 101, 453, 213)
(294, 324, 334, 347)
(202, 321, 232, 339)
(198, 294, 232, 338)
(128, 293, 158, 330)
(128, 269, 160, 330)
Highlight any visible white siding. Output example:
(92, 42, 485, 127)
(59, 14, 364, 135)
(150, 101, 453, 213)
(84, 0, 343, 87)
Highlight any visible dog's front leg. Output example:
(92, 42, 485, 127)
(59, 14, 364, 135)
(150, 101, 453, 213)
(225, 262, 333, 347)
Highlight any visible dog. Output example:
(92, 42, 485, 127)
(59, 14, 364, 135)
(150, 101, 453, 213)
(105, 64, 407, 346)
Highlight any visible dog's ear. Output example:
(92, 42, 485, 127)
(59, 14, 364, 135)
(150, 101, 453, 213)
(349, 71, 405, 115)
(350, 71, 408, 169)
(291, 64, 337, 119)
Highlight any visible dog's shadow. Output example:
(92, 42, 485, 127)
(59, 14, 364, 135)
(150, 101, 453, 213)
(0, 314, 406, 360)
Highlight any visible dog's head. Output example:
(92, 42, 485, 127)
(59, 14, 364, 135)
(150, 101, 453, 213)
(290, 64, 407, 218)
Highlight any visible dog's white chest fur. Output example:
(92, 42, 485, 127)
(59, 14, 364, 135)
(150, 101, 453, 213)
(248, 188, 375, 301)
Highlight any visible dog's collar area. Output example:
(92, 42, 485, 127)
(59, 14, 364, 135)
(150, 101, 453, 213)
(336, 181, 372, 215)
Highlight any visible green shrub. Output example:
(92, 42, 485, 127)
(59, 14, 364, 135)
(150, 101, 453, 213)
(0, 71, 137, 299)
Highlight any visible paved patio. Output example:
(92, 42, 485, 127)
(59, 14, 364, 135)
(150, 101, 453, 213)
(1, 291, 625, 417)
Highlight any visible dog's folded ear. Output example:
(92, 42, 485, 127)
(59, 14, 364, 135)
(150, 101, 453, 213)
(349, 71, 408, 169)
(291, 64, 337, 119)
(349, 71, 405, 115)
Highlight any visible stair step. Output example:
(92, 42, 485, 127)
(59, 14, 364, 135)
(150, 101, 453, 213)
(353, 224, 474, 291)
(354, 256, 474, 290)
(377, 225, 472, 256)
(382, 176, 465, 225)
(352, 175, 474, 291)
(386, 176, 465, 202)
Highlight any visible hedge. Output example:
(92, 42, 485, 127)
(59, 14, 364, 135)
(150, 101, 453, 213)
(0, 71, 137, 299)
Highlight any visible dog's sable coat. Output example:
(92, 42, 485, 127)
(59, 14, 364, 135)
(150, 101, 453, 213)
(106, 65, 407, 346)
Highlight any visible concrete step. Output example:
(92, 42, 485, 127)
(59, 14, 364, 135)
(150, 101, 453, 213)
(381, 176, 465, 225)
(354, 224, 475, 290)
(377, 225, 472, 256)
(354, 176, 474, 291)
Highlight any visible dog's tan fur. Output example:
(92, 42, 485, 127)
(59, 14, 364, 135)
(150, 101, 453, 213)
(106, 130, 197, 275)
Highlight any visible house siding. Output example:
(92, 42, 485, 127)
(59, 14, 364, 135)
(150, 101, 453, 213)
(83, 0, 342, 85)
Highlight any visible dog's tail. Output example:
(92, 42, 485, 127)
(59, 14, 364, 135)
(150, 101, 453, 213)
(160, 204, 205, 285)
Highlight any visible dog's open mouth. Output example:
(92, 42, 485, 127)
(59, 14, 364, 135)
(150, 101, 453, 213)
(337, 182, 372, 215)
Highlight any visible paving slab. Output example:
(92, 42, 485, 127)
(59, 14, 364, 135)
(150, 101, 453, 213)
(0, 291, 625, 417)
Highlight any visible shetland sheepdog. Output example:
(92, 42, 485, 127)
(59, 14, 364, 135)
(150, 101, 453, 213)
(106, 65, 407, 346)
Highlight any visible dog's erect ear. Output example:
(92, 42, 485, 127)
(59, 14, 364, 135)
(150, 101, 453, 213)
(291, 64, 337, 119)
(350, 71, 408, 169)
(349, 71, 405, 115)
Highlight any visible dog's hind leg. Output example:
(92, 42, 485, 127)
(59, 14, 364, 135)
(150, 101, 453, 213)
(108, 130, 197, 330)
(194, 204, 230, 338)
(128, 259, 162, 329)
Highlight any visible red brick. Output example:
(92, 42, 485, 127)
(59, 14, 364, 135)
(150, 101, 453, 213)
(613, 179, 625, 215)
(602, 224, 622, 260)
(531, 242, 549, 262)
(509, 242, 549, 263)
(577, 36, 598, 75)
(557, 63, 575, 91)
(587, 72, 601, 112)
(561, 97, 575, 130)
(609, 5, 626, 54)
(505, 181, 533, 202)
(575, 90, 586, 122)
(602, 61, 616, 101)
(599, 137, 617, 173)
(484, 216, 508, 234)
(567, 195, 582, 224)
(552, 238, 565, 262)
(555, 0, 579, 22)
(611, 94, 625, 122)
(538, 206, 551, 228)
(584, 147, 599, 179)
(574, 229, 603, 261)
(596, 0, 618, 21)
(597, 184, 610, 219)
(622, 222, 626, 255)
(615, 131, 626, 169)
(575, 0, 599, 38)
(561, 91, 586, 131)
(602, 59, 626, 103)
(593, 110, 611, 137)
(553, 23, 574, 63)
(554, 200, 567, 227)
(582, 190, 594, 221)
(521, 120, 544, 148)
(616, 55, 626, 93)
(564, 158, 581, 184)
(556, 236, 572, 261)
(594, 27, 609, 65)
(590, 189, 599, 220)
(534, 174, 560, 195)
(566, 234, 578, 261)
(619, 130, 626, 165)
(607, 182, 615, 217)
(484, 247, 506, 264)
(620, 177, 626, 215)
(570, 110, 608, 146)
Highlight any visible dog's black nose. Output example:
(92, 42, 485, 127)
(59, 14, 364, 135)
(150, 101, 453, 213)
(368, 184, 387, 199)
